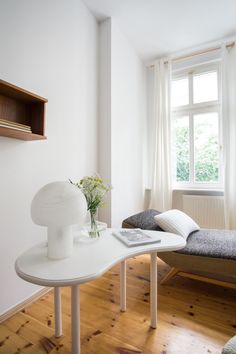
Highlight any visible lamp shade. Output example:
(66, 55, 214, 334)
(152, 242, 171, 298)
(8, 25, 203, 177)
(31, 181, 87, 227)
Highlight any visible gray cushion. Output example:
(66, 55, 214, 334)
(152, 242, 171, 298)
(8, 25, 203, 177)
(122, 209, 163, 231)
(222, 335, 236, 354)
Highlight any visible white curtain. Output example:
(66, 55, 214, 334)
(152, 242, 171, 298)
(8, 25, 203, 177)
(222, 44, 236, 229)
(149, 59, 172, 212)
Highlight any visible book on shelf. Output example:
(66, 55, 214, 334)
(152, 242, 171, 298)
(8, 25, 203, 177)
(112, 229, 161, 247)
(0, 119, 32, 131)
(0, 123, 32, 133)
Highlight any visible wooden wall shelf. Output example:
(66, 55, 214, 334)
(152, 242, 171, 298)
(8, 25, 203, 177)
(0, 79, 48, 141)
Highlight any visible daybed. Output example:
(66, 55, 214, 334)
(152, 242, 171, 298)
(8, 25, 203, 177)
(122, 209, 236, 289)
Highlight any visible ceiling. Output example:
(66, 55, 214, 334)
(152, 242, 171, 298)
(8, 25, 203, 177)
(83, 0, 236, 61)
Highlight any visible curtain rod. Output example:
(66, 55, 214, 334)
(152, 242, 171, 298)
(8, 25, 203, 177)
(148, 41, 235, 68)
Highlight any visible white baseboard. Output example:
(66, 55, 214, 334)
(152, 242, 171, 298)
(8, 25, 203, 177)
(0, 287, 52, 323)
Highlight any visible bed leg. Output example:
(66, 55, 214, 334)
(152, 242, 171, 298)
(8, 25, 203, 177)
(160, 267, 179, 285)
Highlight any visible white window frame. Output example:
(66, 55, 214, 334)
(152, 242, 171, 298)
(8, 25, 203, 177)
(172, 61, 223, 190)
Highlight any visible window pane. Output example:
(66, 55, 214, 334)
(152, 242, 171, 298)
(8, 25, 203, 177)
(193, 71, 218, 103)
(172, 78, 189, 107)
(194, 112, 219, 183)
(173, 116, 189, 182)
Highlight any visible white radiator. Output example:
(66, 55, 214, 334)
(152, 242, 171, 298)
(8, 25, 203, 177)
(182, 195, 225, 229)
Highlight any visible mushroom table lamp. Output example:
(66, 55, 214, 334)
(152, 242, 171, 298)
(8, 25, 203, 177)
(31, 181, 87, 260)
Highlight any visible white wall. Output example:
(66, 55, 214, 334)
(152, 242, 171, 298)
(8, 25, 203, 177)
(98, 19, 146, 227)
(0, 0, 98, 315)
(111, 21, 146, 227)
(98, 19, 112, 226)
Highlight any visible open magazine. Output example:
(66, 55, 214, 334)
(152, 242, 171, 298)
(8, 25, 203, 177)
(112, 229, 161, 247)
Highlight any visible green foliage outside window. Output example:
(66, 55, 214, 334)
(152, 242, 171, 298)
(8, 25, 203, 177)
(175, 125, 219, 183)
(175, 126, 189, 182)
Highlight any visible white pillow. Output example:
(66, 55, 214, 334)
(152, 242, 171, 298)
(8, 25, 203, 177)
(154, 209, 200, 239)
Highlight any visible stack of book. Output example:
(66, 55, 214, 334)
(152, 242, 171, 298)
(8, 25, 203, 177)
(112, 229, 161, 247)
(0, 119, 32, 133)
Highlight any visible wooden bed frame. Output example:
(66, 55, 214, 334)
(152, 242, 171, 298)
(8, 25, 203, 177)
(161, 267, 236, 290)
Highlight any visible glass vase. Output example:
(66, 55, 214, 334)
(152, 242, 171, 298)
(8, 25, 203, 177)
(89, 210, 100, 238)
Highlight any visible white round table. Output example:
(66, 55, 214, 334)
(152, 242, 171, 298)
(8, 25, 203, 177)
(15, 228, 185, 354)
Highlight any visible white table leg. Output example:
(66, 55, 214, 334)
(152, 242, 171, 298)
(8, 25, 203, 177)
(54, 287, 62, 337)
(150, 252, 157, 329)
(120, 260, 126, 312)
(71, 285, 80, 354)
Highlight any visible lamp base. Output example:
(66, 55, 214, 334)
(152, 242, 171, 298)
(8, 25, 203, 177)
(47, 226, 73, 259)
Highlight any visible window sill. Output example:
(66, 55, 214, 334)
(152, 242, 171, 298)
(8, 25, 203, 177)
(172, 187, 224, 195)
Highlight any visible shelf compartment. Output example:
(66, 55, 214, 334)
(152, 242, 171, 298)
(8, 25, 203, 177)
(0, 79, 48, 141)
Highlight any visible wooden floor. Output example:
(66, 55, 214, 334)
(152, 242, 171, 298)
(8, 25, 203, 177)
(1, 255, 236, 354)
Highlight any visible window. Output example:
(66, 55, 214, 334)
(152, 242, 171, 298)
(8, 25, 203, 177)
(171, 64, 222, 189)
